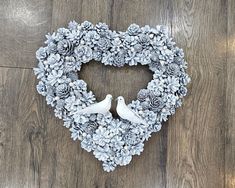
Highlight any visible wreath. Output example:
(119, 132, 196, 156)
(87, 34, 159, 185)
(34, 21, 190, 172)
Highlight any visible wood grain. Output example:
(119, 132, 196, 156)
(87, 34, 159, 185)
(0, 68, 46, 187)
(166, 57, 225, 188)
(0, 0, 234, 188)
(226, 1, 235, 188)
(171, 0, 227, 59)
(0, 0, 52, 68)
(226, 57, 235, 188)
(165, 0, 227, 187)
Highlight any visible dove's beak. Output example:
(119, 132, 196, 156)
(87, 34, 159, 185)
(115, 98, 118, 101)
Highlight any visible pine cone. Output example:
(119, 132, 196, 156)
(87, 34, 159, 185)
(141, 101, 150, 110)
(66, 72, 78, 81)
(81, 21, 93, 30)
(97, 37, 111, 51)
(165, 63, 180, 76)
(113, 52, 126, 67)
(56, 83, 70, 98)
(138, 34, 150, 47)
(149, 94, 164, 112)
(74, 45, 92, 62)
(86, 121, 99, 134)
(137, 89, 149, 102)
(178, 86, 187, 96)
(127, 24, 140, 36)
(96, 23, 109, 37)
(57, 39, 74, 55)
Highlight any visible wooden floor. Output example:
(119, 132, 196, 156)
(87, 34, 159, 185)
(0, 0, 234, 188)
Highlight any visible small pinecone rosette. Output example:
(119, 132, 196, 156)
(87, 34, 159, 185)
(137, 89, 150, 102)
(149, 94, 164, 112)
(56, 83, 70, 98)
(57, 39, 74, 55)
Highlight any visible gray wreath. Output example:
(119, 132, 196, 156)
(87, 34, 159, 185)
(34, 21, 190, 172)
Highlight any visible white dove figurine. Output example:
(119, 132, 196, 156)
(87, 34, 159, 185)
(116, 96, 148, 126)
(78, 94, 113, 115)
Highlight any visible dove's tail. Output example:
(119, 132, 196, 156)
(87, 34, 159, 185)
(141, 120, 149, 127)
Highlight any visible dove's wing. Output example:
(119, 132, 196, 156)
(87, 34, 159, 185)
(126, 106, 141, 118)
(122, 105, 142, 121)
(118, 103, 148, 126)
(78, 104, 96, 114)
(78, 99, 111, 115)
(79, 101, 103, 114)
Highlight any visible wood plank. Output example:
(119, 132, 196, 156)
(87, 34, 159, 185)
(225, 57, 235, 188)
(0, 68, 47, 187)
(0, 0, 52, 68)
(0, 0, 233, 188)
(51, 0, 172, 32)
(166, 57, 225, 188)
(226, 0, 235, 188)
(228, 0, 235, 58)
(166, 0, 227, 187)
(171, 0, 227, 60)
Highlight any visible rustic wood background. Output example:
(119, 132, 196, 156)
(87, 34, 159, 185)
(0, 0, 234, 188)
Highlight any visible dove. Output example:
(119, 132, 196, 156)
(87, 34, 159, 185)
(116, 96, 148, 126)
(77, 94, 113, 115)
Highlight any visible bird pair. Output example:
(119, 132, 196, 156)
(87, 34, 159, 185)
(78, 94, 148, 126)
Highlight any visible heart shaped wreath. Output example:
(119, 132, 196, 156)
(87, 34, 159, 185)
(34, 21, 190, 172)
